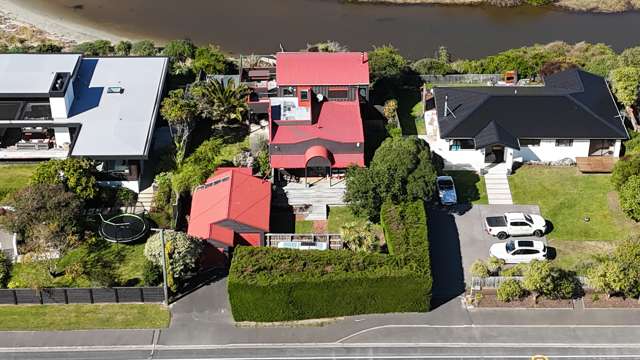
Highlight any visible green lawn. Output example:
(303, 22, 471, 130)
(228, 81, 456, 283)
(0, 164, 38, 202)
(509, 166, 635, 241)
(0, 304, 170, 331)
(295, 220, 314, 234)
(444, 170, 488, 205)
(9, 240, 148, 288)
(397, 89, 426, 136)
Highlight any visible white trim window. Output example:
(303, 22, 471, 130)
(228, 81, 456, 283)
(449, 139, 475, 151)
(520, 139, 541, 147)
(555, 139, 573, 147)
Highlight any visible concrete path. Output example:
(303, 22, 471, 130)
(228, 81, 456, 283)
(485, 172, 513, 204)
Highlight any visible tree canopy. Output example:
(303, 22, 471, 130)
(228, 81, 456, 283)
(160, 88, 199, 166)
(192, 45, 228, 75)
(144, 231, 204, 291)
(30, 158, 98, 200)
(610, 67, 640, 107)
(368, 45, 407, 84)
(130, 40, 157, 56)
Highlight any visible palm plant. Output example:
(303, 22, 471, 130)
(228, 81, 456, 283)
(191, 79, 250, 127)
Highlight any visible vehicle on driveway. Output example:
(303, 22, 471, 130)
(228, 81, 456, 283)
(436, 176, 457, 205)
(490, 239, 547, 263)
(484, 212, 546, 240)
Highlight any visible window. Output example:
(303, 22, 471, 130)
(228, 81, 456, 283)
(282, 87, 296, 97)
(520, 139, 540, 147)
(300, 90, 309, 101)
(328, 88, 349, 99)
(510, 222, 530, 227)
(449, 139, 475, 151)
(521, 249, 540, 255)
(555, 139, 573, 147)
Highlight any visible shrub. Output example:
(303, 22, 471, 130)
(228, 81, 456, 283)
(368, 44, 407, 83)
(470, 260, 490, 278)
(380, 200, 430, 273)
(130, 40, 157, 56)
(0, 251, 10, 288)
(228, 247, 431, 322)
(588, 237, 640, 299)
(411, 57, 452, 75)
(340, 221, 379, 253)
(382, 99, 398, 122)
(30, 158, 98, 200)
(144, 231, 203, 290)
(171, 138, 224, 194)
(192, 45, 228, 75)
(142, 259, 162, 286)
(73, 40, 114, 56)
(115, 187, 138, 207)
(611, 155, 640, 190)
(523, 260, 579, 299)
(114, 40, 132, 56)
(487, 256, 505, 275)
(496, 279, 526, 302)
(162, 39, 196, 61)
(624, 131, 640, 156)
(619, 175, 640, 221)
(501, 263, 527, 277)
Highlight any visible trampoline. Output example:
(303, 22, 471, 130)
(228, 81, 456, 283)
(98, 213, 149, 243)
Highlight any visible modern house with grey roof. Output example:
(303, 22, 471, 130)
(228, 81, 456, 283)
(0, 53, 169, 192)
(423, 69, 628, 174)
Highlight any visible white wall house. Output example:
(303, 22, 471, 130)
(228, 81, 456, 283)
(0, 54, 169, 193)
(424, 69, 628, 174)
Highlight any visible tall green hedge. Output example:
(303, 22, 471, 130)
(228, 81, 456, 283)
(228, 247, 431, 322)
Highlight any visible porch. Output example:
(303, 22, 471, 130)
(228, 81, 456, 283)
(576, 156, 618, 173)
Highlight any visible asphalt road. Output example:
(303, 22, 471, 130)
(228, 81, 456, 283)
(4, 343, 640, 360)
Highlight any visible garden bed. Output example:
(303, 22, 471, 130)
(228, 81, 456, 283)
(475, 289, 574, 309)
(583, 293, 640, 309)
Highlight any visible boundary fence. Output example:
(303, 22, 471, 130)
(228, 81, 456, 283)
(0, 287, 164, 305)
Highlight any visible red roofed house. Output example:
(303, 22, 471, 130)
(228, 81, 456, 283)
(269, 52, 369, 184)
(187, 167, 271, 261)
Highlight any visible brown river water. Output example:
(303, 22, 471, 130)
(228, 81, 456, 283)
(15, 0, 640, 58)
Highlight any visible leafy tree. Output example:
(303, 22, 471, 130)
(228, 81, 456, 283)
(191, 79, 250, 126)
(340, 221, 379, 253)
(623, 131, 640, 155)
(583, 54, 621, 77)
(162, 39, 196, 75)
(610, 67, 640, 130)
(620, 47, 640, 68)
(160, 89, 199, 166)
(4, 184, 83, 255)
(30, 158, 98, 200)
(73, 40, 114, 56)
(305, 40, 348, 52)
(345, 137, 437, 221)
(192, 45, 227, 75)
(611, 154, 640, 190)
(619, 175, 640, 221)
(411, 58, 452, 75)
(144, 231, 203, 291)
(522, 260, 555, 299)
(368, 44, 407, 83)
(486, 256, 505, 275)
(171, 138, 224, 194)
(34, 43, 63, 53)
(496, 279, 526, 302)
(130, 40, 157, 56)
(588, 260, 630, 298)
(470, 259, 490, 278)
(114, 40, 132, 56)
(610, 237, 640, 298)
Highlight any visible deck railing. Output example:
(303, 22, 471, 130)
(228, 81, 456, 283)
(265, 233, 343, 250)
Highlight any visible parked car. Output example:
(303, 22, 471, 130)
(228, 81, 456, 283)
(436, 176, 457, 205)
(490, 239, 547, 264)
(484, 212, 546, 240)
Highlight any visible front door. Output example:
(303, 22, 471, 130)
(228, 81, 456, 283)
(307, 166, 329, 178)
(485, 145, 505, 163)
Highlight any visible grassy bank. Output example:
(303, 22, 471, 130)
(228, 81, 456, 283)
(345, 0, 640, 13)
(0, 304, 170, 331)
(0, 164, 37, 202)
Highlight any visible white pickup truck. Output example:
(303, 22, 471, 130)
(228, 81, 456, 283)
(484, 212, 547, 240)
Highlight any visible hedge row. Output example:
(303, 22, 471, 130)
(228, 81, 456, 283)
(228, 247, 431, 322)
(380, 200, 431, 276)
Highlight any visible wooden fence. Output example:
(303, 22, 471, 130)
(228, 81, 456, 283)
(0, 287, 164, 305)
(420, 74, 502, 86)
(471, 276, 589, 290)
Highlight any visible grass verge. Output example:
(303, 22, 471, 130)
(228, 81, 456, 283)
(0, 304, 170, 331)
(444, 170, 487, 205)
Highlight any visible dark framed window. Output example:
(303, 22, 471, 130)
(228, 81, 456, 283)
(327, 87, 349, 99)
(450, 139, 475, 151)
(282, 86, 296, 97)
(555, 139, 573, 147)
(300, 90, 309, 101)
(520, 139, 541, 147)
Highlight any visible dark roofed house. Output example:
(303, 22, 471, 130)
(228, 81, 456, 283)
(424, 69, 627, 174)
(269, 52, 369, 186)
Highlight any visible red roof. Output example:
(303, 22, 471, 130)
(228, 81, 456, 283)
(187, 168, 271, 245)
(276, 52, 369, 86)
(271, 101, 364, 144)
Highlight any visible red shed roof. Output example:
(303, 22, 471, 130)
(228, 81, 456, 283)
(271, 101, 364, 144)
(187, 168, 271, 245)
(276, 52, 369, 86)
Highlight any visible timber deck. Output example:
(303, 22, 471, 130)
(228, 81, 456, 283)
(576, 156, 617, 173)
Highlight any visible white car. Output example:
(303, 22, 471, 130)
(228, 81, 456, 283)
(490, 239, 547, 264)
(485, 212, 547, 240)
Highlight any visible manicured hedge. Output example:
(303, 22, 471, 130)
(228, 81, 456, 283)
(228, 247, 431, 322)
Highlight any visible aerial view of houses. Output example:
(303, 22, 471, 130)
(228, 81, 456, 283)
(1, 0, 640, 358)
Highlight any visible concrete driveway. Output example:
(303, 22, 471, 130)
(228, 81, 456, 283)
(428, 204, 545, 306)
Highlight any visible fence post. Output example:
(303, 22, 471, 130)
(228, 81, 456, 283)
(89, 288, 94, 304)
(12, 289, 17, 305)
(64, 289, 69, 304)
(160, 229, 169, 306)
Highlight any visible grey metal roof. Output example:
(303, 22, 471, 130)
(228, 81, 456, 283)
(0, 54, 81, 96)
(69, 57, 168, 158)
(474, 121, 520, 150)
(434, 69, 628, 143)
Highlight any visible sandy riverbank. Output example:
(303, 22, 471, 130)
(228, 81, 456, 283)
(0, 0, 122, 46)
(347, 0, 640, 12)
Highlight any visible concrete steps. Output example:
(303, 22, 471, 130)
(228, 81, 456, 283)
(137, 185, 155, 212)
(485, 174, 513, 205)
(275, 185, 345, 220)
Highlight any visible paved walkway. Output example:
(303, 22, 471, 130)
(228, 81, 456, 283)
(485, 172, 513, 205)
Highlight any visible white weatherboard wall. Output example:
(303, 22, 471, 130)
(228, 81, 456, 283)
(513, 139, 590, 162)
(429, 138, 486, 171)
(49, 84, 75, 119)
